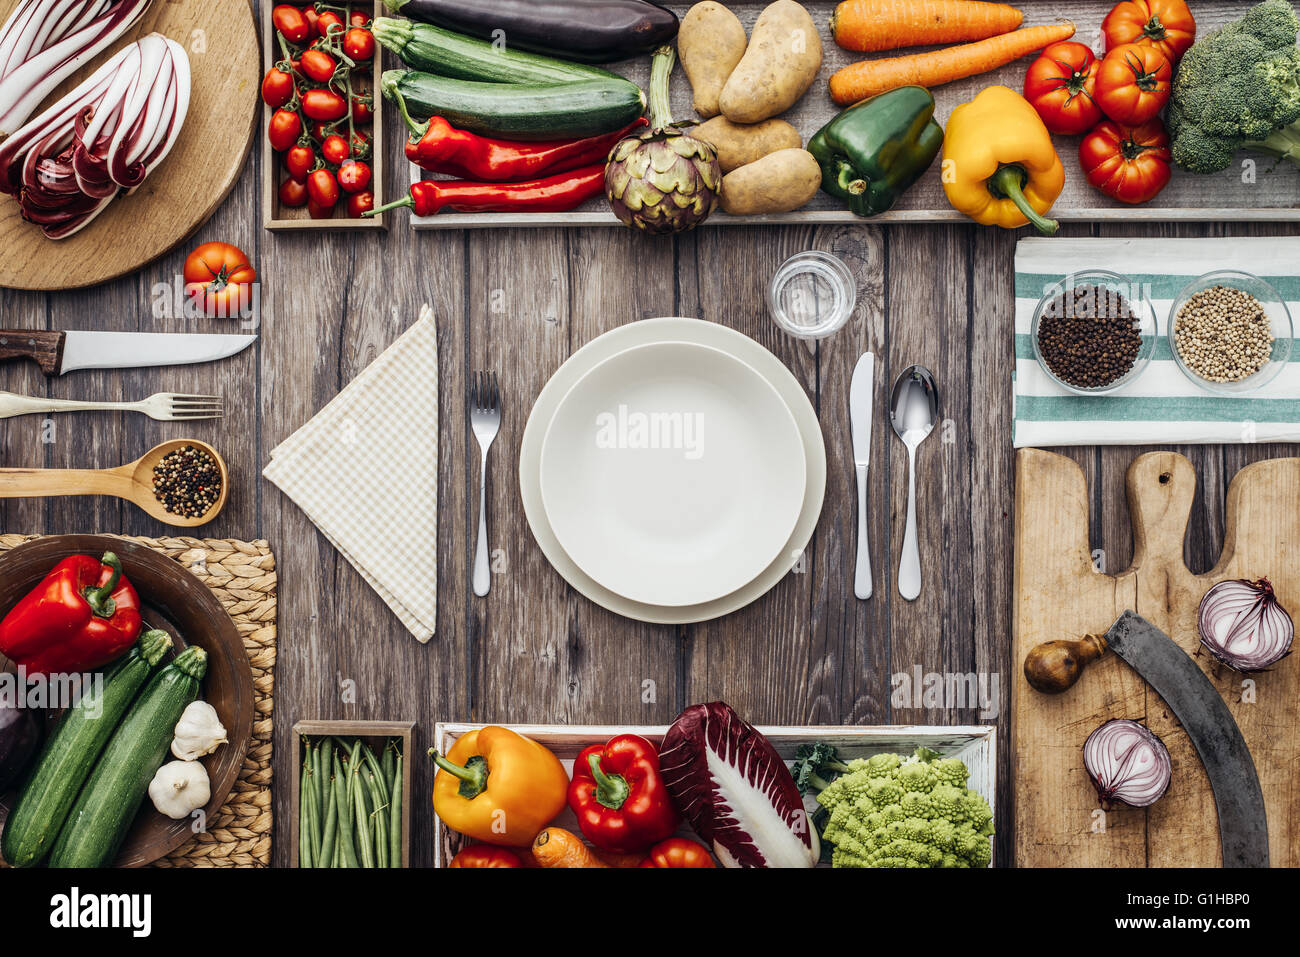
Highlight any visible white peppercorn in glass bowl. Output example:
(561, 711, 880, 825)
(1167, 270, 1293, 396)
(1030, 269, 1158, 396)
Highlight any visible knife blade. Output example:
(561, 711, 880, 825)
(0, 329, 256, 376)
(850, 353, 874, 600)
(1104, 611, 1268, 867)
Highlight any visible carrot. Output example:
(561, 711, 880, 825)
(829, 22, 1076, 105)
(831, 0, 1024, 53)
(531, 827, 609, 868)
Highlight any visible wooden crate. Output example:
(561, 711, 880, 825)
(432, 723, 997, 867)
(289, 720, 414, 867)
(262, 1, 386, 230)
(406, 0, 1300, 229)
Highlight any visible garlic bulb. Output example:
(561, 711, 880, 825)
(171, 700, 228, 761)
(148, 760, 211, 819)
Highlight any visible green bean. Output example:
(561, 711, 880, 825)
(366, 770, 389, 868)
(352, 755, 375, 868)
(298, 740, 314, 868)
(317, 737, 333, 825)
(362, 743, 389, 805)
(306, 756, 323, 866)
(318, 762, 338, 869)
(389, 750, 403, 867)
(381, 740, 395, 788)
(333, 752, 359, 868)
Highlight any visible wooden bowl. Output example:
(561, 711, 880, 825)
(0, 535, 254, 867)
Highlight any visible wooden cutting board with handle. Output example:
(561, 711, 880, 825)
(1013, 449, 1300, 867)
(0, 0, 259, 291)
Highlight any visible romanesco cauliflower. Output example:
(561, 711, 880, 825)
(793, 745, 994, 868)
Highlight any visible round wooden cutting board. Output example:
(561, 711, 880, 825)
(0, 0, 259, 291)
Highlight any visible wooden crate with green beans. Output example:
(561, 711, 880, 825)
(290, 720, 413, 868)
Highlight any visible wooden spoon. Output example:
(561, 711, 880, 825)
(0, 439, 228, 527)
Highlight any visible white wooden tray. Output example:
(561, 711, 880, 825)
(405, 0, 1300, 229)
(432, 722, 997, 867)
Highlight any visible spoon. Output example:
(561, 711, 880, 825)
(890, 366, 939, 601)
(0, 439, 228, 527)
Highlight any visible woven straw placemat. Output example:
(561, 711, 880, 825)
(0, 534, 277, 868)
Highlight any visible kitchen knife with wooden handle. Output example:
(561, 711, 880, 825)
(0, 330, 256, 375)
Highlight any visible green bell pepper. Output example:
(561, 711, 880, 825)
(808, 86, 945, 218)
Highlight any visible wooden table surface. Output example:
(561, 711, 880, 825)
(1, 3, 1296, 868)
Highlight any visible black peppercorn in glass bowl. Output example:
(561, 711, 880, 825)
(1167, 270, 1293, 397)
(1030, 269, 1157, 396)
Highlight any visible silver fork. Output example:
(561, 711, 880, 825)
(470, 371, 501, 597)
(0, 391, 223, 421)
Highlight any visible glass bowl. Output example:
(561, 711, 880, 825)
(768, 250, 856, 340)
(1167, 270, 1293, 396)
(1030, 269, 1158, 396)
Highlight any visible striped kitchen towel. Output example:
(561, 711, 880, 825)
(264, 306, 439, 642)
(1014, 237, 1300, 448)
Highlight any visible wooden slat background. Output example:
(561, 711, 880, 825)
(0, 0, 1296, 867)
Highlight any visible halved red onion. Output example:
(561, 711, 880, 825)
(1198, 577, 1294, 673)
(1083, 719, 1171, 809)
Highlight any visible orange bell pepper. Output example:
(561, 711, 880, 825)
(431, 726, 569, 847)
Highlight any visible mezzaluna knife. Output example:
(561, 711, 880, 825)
(850, 352, 874, 600)
(1024, 610, 1269, 867)
(0, 329, 256, 376)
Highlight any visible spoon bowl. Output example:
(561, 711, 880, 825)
(0, 438, 228, 527)
(890, 366, 940, 601)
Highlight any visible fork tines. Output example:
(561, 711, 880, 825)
(471, 371, 499, 413)
(168, 394, 224, 420)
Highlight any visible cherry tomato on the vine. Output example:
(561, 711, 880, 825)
(285, 144, 316, 181)
(346, 190, 375, 218)
(302, 5, 320, 40)
(316, 10, 345, 37)
(321, 134, 350, 166)
(261, 66, 295, 108)
(349, 9, 371, 28)
(271, 5, 311, 44)
(307, 198, 334, 219)
(268, 108, 302, 152)
(350, 95, 373, 124)
(308, 168, 340, 208)
(302, 88, 347, 121)
(343, 27, 375, 62)
(279, 177, 309, 208)
(299, 49, 337, 84)
(337, 159, 372, 194)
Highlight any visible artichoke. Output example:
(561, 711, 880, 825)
(605, 46, 721, 234)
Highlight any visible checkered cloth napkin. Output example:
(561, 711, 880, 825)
(1014, 237, 1300, 448)
(263, 306, 439, 642)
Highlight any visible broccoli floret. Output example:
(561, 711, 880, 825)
(1168, 0, 1300, 173)
(807, 747, 994, 869)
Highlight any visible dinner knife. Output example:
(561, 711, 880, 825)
(849, 352, 874, 600)
(1024, 610, 1269, 867)
(0, 330, 257, 376)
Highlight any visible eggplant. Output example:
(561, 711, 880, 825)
(386, 0, 679, 64)
(0, 700, 41, 791)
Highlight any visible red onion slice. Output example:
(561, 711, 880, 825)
(1198, 578, 1294, 673)
(1083, 718, 1171, 809)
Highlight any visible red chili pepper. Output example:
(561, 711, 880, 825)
(638, 837, 716, 868)
(367, 165, 606, 218)
(0, 552, 142, 676)
(566, 734, 679, 853)
(404, 116, 647, 182)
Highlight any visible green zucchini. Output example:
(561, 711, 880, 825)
(371, 17, 619, 85)
(0, 630, 173, 868)
(382, 69, 646, 141)
(47, 645, 207, 869)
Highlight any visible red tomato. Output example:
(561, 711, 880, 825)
(337, 159, 371, 194)
(285, 144, 316, 181)
(448, 845, 524, 868)
(1094, 43, 1171, 125)
(308, 168, 340, 208)
(184, 242, 258, 318)
(347, 190, 375, 218)
(279, 177, 309, 208)
(1102, 0, 1196, 64)
(307, 198, 334, 219)
(349, 129, 370, 157)
(272, 5, 311, 44)
(308, 120, 330, 142)
(1079, 117, 1172, 204)
(349, 9, 371, 27)
(299, 49, 337, 84)
(260, 66, 295, 108)
(302, 5, 320, 40)
(638, 838, 715, 868)
(320, 133, 350, 165)
(343, 27, 375, 62)
(268, 108, 302, 152)
(316, 10, 344, 37)
(350, 94, 373, 124)
(302, 88, 347, 121)
(1023, 41, 1103, 135)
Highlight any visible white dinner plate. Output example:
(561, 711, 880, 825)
(539, 341, 807, 607)
(520, 317, 827, 624)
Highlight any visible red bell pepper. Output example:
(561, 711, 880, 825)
(638, 837, 716, 868)
(567, 733, 679, 853)
(404, 116, 647, 181)
(366, 164, 606, 219)
(0, 552, 142, 676)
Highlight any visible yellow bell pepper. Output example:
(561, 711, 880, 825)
(941, 85, 1065, 235)
(431, 725, 569, 847)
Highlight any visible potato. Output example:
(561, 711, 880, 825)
(678, 2, 747, 119)
(695, 116, 802, 173)
(720, 148, 823, 215)
(719, 0, 822, 124)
